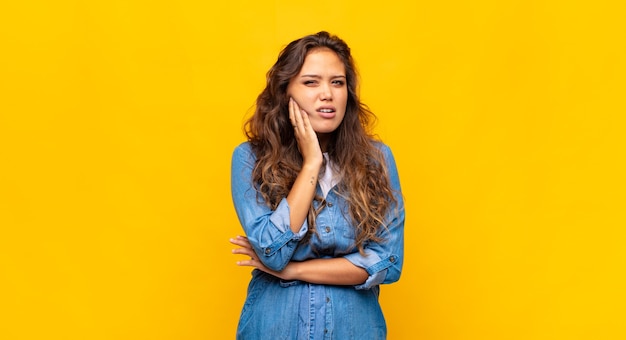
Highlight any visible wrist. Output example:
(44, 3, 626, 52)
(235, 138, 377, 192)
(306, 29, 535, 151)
(302, 160, 322, 172)
(282, 261, 301, 281)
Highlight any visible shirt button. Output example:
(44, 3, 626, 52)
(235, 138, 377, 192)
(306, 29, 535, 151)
(324, 329, 328, 334)
(264, 248, 271, 254)
(325, 226, 331, 233)
(326, 297, 330, 303)
(327, 202, 333, 207)
(389, 256, 396, 263)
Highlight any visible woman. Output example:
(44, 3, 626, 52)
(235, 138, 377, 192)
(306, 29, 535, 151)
(230, 31, 405, 339)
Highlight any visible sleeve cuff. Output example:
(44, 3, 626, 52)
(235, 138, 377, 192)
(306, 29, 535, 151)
(344, 250, 400, 290)
(268, 197, 308, 240)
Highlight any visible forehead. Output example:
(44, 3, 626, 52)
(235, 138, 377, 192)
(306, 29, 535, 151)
(299, 48, 345, 75)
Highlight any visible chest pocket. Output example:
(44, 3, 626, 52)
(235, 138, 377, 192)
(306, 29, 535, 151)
(318, 196, 358, 252)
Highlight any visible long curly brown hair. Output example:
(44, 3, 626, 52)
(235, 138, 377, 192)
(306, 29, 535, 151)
(245, 31, 396, 254)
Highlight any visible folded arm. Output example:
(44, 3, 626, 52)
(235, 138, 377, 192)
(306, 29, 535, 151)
(231, 235, 368, 285)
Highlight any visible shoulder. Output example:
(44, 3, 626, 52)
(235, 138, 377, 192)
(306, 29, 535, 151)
(370, 141, 402, 189)
(370, 140, 400, 174)
(233, 141, 253, 156)
(232, 141, 257, 162)
(370, 140, 394, 159)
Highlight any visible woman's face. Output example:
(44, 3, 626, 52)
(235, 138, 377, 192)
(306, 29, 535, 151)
(287, 48, 348, 137)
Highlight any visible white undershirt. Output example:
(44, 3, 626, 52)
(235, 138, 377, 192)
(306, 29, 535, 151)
(319, 153, 339, 198)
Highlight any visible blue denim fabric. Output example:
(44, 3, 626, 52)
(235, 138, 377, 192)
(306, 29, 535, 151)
(231, 142, 405, 340)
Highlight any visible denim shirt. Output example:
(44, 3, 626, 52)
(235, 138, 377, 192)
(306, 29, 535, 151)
(231, 141, 404, 289)
(231, 141, 405, 339)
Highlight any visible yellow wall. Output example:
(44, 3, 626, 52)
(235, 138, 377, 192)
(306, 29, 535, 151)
(1, 1, 625, 339)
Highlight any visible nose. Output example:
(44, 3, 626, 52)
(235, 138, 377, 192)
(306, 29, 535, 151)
(320, 83, 332, 101)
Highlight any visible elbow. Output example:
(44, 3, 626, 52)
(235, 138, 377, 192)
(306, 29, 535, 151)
(383, 272, 401, 284)
(382, 265, 403, 284)
(247, 228, 299, 272)
(258, 253, 290, 272)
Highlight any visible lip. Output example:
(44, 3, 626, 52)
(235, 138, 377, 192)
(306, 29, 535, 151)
(316, 106, 336, 119)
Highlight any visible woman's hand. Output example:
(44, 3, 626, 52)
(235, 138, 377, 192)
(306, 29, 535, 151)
(289, 98, 323, 167)
(230, 235, 368, 285)
(230, 235, 296, 280)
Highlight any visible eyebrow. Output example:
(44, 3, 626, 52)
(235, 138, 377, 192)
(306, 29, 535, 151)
(300, 74, 346, 79)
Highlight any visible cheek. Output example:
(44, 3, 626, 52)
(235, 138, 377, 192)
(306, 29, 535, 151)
(339, 94, 349, 111)
(338, 89, 348, 102)
(286, 81, 301, 98)
(288, 87, 307, 101)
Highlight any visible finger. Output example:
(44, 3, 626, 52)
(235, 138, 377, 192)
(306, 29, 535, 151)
(229, 237, 244, 247)
(300, 106, 312, 130)
(229, 236, 251, 247)
(232, 247, 255, 257)
(229, 235, 248, 240)
(290, 97, 303, 131)
(291, 98, 305, 131)
(236, 258, 258, 267)
(289, 98, 296, 128)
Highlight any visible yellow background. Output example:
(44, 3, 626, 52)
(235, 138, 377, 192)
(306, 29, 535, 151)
(1, 0, 625, 339)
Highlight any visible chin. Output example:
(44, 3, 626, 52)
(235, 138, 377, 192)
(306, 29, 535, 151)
(312, 120, 342, 133)
(313, 125, 340, 134)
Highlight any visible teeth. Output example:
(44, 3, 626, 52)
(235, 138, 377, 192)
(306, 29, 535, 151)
(319, 109, 333, 113)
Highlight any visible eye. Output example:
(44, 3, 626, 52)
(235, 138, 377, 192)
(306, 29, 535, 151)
(303, 80, 317, 86)
(332, 79, 345, 86)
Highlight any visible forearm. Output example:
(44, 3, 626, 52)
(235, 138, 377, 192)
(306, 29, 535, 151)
(285, 258, 368, 285)
(286, 163, 321, 233)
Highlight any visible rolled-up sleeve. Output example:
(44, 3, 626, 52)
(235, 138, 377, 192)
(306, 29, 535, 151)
(231, 143, 307, 271)
(344, 144, 405, 290)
